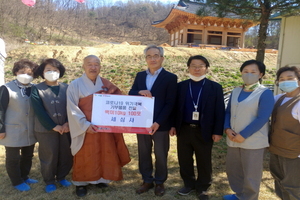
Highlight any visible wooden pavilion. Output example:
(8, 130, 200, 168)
(152, 1, 255, 48)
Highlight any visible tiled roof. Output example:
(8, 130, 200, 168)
(174, 0, 240, 18)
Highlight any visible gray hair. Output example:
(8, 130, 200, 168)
(144, 45, 164, 57)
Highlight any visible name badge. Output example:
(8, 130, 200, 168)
(192, 111, 199, 120)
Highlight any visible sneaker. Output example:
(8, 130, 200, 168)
(96, 183, 108, 188)
(14, 183, 30, 191)
(45, 184, 57, 193)
(223, 194, 239, 200)
(24, 178, 38, 184)
(76, 186, 87, 197)
(198, 191, 209, 200)
(177, 186, 195, 195)
(58, 179, 72, 187)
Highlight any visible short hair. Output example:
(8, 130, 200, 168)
(275, 65, 300, 85)
(83, 55, 101, 63)
(240, 60, 266, 83)
(12, 59, 39, 78)
(240, 60, 266, 76)
(37, 59, 65, 79)
(187, 55, 210, 68)
(144, 45, 164, 57)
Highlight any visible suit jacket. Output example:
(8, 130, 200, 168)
(174, 78, 225, 142)
(129, 68, 177, 131)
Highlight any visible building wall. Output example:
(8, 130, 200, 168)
(170, 24, 244, 47)
(275, 16, 300, 94)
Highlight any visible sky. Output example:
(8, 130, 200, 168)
(108, 0, 179, 5)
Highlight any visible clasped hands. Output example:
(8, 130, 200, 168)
(53, 122, 69, 135)
(225, 128, 245, 143)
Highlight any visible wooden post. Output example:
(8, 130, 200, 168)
(203, 28, 207, 44)
(183, 27, 187, 44)
(222, 29, 227, 46)
(240, 31, 245, 48)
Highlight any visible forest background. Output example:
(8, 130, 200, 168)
(0, 0, 280, 49)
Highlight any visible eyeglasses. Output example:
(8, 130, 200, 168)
(190, 65, 206, 69)
(146, 54, 161, 60)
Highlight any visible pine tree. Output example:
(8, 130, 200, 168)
(193, 0, 300, 62)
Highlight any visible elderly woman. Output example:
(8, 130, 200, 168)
(269, 66, 300, 200)
(0, 59, 38, 191)
(31, 59, 73, 193)
(223, 60, 274, 200)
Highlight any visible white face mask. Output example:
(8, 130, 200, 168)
(189, 73, 206, 82)
(44, 71, 60, 82)
(16, 74, 33, 84)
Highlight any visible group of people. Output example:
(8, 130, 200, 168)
(0, 44, 299, 200)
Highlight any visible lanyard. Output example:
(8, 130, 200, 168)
(189, 79, 205, 111)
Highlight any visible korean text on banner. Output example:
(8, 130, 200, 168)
(91, 94, 154, 134)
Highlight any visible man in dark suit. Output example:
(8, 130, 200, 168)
(169, 55, 225, 200)
(129, 45, 177, 196)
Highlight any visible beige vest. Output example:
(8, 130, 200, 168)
(269, 93, 300, 158)
(0, 81, 36, 147)
(227, 85, 269, 149)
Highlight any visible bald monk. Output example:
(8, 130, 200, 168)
(66, 55, 130, 197)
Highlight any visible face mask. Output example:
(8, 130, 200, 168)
(44, 71, 60, 82)
(16, 74, 33, 84)
(279, 80, 299, 93)
(242, 73, 260, 85)
(189, 74, 206, 82)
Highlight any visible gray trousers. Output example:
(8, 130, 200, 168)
(35, 131, 73, 185)
(226, 147, 265, 200)
(137, 130, 170, 184)
(270, 153, 300, 200)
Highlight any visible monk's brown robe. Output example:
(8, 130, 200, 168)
(72, 78, 131, 182)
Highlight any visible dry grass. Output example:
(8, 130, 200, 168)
(4, 44, 278, 91)
(1, 44, 280, 199)
(0, 134, 280, 200)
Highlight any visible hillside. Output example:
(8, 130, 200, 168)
(5, 43, 278, 93)
(0, 0, 172, 46)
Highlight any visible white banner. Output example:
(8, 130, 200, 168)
(91, 94, 154, 134)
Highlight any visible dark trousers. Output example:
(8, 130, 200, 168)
(5, 144, 35, 186)
(177, 124, 213, 192)
(35, 131, 73, 185)
(270, 153, 300, 200)
(137, 130, 169, 184)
